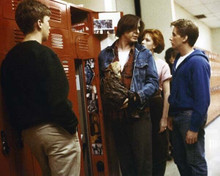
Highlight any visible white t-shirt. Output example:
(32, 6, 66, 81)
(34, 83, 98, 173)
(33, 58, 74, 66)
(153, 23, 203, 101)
(175, 50, 194, 69)
(118, 50, 130, 71)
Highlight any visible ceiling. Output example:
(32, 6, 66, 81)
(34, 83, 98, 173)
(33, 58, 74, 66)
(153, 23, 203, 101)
(175, 0, 220, 28)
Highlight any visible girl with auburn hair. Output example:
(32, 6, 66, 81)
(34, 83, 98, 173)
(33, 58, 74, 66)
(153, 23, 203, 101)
(140, 29, 172, 176)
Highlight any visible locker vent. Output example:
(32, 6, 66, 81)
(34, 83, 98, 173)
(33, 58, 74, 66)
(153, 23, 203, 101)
(51, 33, 63, 49)
(50, 7, 62, 23)
(11, 0, 21, 11)
(62, 60, 70, 80)
(77, 38, 89, 52)
(14, 29, 24, 43)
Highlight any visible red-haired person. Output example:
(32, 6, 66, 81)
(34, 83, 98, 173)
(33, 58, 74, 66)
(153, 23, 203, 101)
(140, 29, 172, 176)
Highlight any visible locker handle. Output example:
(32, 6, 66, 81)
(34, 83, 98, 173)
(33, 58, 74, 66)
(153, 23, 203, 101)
(1, 130, 10, 155)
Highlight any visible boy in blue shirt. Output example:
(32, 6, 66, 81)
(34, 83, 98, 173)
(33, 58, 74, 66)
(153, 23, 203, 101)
(168, 19, 210, 176)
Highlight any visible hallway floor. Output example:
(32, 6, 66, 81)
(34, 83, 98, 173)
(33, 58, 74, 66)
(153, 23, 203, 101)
(165, 116, 220, 176)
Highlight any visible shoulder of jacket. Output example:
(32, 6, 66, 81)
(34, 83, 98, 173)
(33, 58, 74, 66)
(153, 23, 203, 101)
(135, 42, 146, 52)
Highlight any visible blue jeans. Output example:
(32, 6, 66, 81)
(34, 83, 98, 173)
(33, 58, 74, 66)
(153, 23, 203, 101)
(172, 110, 207, 176)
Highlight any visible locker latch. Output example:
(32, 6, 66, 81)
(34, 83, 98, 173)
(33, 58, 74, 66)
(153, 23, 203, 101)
(1, 130, 10, 155)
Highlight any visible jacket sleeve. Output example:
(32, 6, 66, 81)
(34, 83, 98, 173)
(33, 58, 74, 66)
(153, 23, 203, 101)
(137, 52, 159, 105)
(40, 50, 78, 134)
(190, 58, 210, 132)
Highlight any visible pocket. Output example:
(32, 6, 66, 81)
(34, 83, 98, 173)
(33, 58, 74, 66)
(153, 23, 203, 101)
(135, 61, 149, 69)
(134, 61, 149, 77)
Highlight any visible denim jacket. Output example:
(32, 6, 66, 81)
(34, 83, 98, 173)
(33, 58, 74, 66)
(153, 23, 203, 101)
(99, 41, 159, 109)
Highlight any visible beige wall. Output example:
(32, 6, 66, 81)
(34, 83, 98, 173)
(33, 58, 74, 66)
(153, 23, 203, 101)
(140, 0, 173, 59)
(211, 28, 220, 54)
(64, 0, 114, 11)
(115, 0, 135, 15)
(63, 0, 220, 54)
(174, 3, 212, 52)
(65, 0, 135, 14)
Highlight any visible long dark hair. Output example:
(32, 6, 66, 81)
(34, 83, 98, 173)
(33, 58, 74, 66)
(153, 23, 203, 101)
(116, 14, 144, 38)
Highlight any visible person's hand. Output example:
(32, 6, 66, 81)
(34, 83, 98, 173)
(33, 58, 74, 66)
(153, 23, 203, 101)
(185, 130, 198, 144)
(167, 116, 173, 131)
(159, 117, 167, 133)
(120, 98, 129, 109)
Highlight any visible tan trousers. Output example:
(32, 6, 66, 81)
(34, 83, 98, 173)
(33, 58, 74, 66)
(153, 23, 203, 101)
(22, 123, 81, 176)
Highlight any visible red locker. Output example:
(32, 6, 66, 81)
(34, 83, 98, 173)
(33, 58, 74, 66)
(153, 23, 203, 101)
(2, 0, 20, 20)
(1, 19, 24, 53)
(60, 56, 80, 121)
(0, 0, 110, 175)
(2, 0, 47, 20)
(44, 28, 72, 56)
(70, 5, 109, 176)
(0, 0, 2, 18)
(45, 0, 70, 29)
(0, 89, 15, 176)
(0, 19, 4, 54)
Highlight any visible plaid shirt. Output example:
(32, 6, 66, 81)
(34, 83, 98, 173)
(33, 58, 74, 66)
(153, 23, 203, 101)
(113, 43, 135, 89)
(111, 42, 135, 119)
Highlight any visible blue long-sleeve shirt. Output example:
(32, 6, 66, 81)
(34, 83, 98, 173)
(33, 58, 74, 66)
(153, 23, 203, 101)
(168, 49, 210, 132)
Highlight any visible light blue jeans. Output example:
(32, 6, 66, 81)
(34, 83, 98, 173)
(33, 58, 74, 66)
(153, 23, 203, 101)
(172, 110, 207, 176)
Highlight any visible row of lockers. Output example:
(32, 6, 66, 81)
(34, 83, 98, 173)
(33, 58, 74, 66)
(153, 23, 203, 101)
(0, 0, 109, 176)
